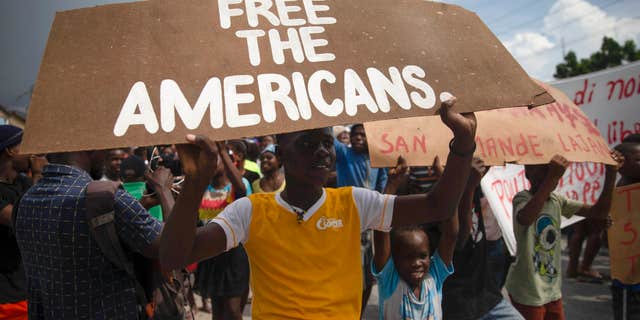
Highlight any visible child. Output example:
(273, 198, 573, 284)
(160, 97, 477, 319)
(612, 134, 640, 320)
(373, 156, 458, 320)
(505, 153, 622, 320)
(442, 157, 523, 320)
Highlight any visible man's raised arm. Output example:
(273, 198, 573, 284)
(160, 135, 227, 271)
(392, 97, 477, 227)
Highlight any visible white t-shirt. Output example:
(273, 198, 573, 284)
(212, 187, 396, 251)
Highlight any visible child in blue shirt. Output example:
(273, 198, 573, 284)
(373, 157, 458, 320)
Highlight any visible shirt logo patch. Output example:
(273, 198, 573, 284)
(316, 216, 344, 230)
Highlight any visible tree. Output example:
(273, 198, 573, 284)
(554, 37, 640, 79)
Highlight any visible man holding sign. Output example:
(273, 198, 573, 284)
(160, 98, 475, 319)
(610, 134, 640, 320)
(505, 153, 622, 320)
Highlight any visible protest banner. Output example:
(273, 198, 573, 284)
(552, 61, 640, 147)
(480, 162, 605, 255)
(21, 0, 553, 154)
(608, 183, 640, 284)
(365, 81, 614, 167)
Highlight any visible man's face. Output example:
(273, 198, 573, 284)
(280, 128, 335, 187)
(106, 149, 125, 177)
(350, 126, 367, 153)
(620, 144, 640, 180)
(391, 230, 431, 288)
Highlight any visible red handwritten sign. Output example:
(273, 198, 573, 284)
(365, 81, 615, 167)
(552, 62, 640, 147)
(608, 183, 640, 284)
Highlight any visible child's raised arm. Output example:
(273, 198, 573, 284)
(216, 141, 247, 196)
(373, 157, 410, 271)
(392, 97, 477, 227)
(516, 155, 568, 226)
(457, 158, 486, 247)
(160, 135, 228, 272)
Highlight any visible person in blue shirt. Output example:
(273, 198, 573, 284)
(334, 124, 387, 192)
(373, 157, 458, 320)
(334, 123, 388, 313)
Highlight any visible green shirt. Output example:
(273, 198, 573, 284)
(244, 160, 262, 177)
(505, 191, 582, 306)
(122, 181, 163, 222)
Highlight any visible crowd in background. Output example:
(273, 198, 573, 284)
(0, 112, 638, 320)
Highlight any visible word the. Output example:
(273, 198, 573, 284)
(220, 0, 337, 66)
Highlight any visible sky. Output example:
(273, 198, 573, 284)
(0, 0, 639, 109)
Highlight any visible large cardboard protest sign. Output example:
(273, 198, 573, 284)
(481, 163, 605, 255)
(22, 0, 553, 154)
(608, 184, 640, 284)
(552, 61, 640, 146)
(365, 81, 614, 167)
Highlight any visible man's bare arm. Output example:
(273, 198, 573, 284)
(160, 135, 222, 272)
(392, 98, 476, 227)
(457, 158, 486, 246)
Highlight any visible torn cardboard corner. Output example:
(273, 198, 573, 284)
(366, 80, 615, 167)
(22, 0, 553, 154)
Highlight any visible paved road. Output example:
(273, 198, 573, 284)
(194, 235, 613, 319)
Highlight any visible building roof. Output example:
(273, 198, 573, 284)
(0, 104, 27, 121)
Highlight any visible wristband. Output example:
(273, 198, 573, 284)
(449, 138, 476, 158)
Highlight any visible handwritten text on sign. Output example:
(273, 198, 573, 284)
(552, 61, 640, 146)
(608, 183, 640, 284)
(481, 163, 604, 255)
(366, 98, 614, 167)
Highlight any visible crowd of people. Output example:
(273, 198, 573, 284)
(0, 97, 638, 320)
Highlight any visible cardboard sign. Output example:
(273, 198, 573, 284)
(22, 0, 553, 154)
(365, 81, 614, 167)
(481, 163, 605, 255)
(608, 184, 640, 284)
(552, 61, 640, 146)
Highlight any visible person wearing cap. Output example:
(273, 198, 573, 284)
(252, 144, 285, 194)
(0, 125, 46, 320)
